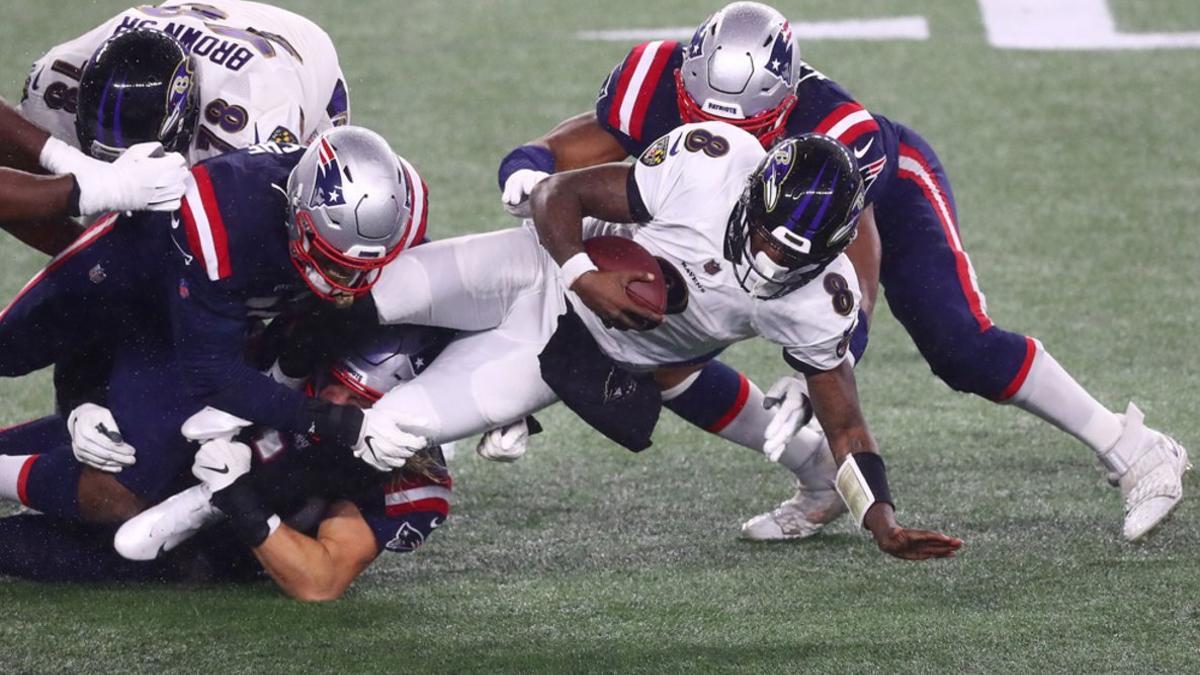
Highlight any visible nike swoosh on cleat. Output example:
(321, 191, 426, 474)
(197, 464, 230, 474)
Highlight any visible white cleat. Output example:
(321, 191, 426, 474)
(114, 484, 223, 561)
(740, 483, 847, 541)
(1112, 404, 1191, 542)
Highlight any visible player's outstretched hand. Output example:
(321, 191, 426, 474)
(68, 403, 136, 473)
(50, 139, 189, 215)
(502, 169, 549, 218)
(573, 270, 664, 331)
(354, 408, 429, 472)
(873, 526, 963, 561)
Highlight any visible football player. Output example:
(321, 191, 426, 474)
(0, 126, 430, 529)
(345, 127, 959, 560)
(496, 1, 1188, 542)
(0, 326, 453, 601)
(10, 1, 349, 253)
(20, 2, 348, 164)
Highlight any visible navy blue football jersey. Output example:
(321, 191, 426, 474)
(595, 41, 900, 206)
(166, 141, 325, 434)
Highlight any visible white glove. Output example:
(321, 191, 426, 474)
(354, 407, 429, 472)
(191, 438, 252, 493)
(501, 169, 550, 218)
(476, 419, 531, 462)
(40, 137, 189, 214)
(67, 403, 136, 473)
(763, 376, 813, 462)
(181, 407, 252, 443)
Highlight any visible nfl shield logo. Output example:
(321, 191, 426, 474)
(703, 259, 721, 275)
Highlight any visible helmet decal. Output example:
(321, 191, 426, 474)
(160, 58, 194, 141)
(784, 159, 839, 240)
(311, 138, 347, 208)
(760, 142, 796, 212)
(688, 13, 714, 58)
(764, 22, 795, 86)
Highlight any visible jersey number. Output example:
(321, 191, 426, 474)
(823, 273, 854, 316)
(681, 128, 729, 158)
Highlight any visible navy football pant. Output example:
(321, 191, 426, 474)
(871, 126, 1035, 400)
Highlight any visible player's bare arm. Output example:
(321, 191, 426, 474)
(806, 361, 962, 560)
(0, 169, 85, 254)
(0, 99, 53, 172)
(842, 205, 881, 321)
(529, 164, 663, 330)
(532, 112, 629, 171)
(251, 500, 380, 602)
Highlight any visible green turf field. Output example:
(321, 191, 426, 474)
(2, 1, 1199, 672)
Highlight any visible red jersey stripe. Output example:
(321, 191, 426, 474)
(190, 165, 232, 279)
(706, 373, 751, 433)
(608, 42, 651, 132)
(628, 40, 677, 140)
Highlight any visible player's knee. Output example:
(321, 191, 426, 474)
(920, 327, 1030, 398)
(77, 469, 145, 524)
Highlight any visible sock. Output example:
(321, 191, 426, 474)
(662, 361, 827, 482)
(1006, 340, 1123, 455)
(16, 450, 83, 519)
(0, 454, 39, 506)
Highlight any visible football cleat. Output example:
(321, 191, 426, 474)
(1113, 404, 1191, 541)
(113, 484, 222, 561)
(740, 480, 847, 541)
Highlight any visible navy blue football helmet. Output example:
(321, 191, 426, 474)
(75, 28, 199, 161)
(724, 133, 864, 299)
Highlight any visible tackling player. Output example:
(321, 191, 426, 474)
(0, 326, 454, 601)
(0, 126, 430, 529)
(496, 1, 1188, 542)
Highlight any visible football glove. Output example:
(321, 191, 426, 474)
(763, 376, 814, 462)
(181, 406, 252, 443)
(67, 403, 135, 473)
(476, 419, 531, 462)
(354, 407, 429, 472)
(191, 438, 251, 494)
(501, 168, 549, 218)
(40, 137, 189, 214)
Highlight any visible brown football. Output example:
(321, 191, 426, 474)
(583, 236, 667, 315)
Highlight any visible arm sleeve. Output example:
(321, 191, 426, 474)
(169, 272, 313, 433)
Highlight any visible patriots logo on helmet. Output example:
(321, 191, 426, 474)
(764, 22, 795, 84)
(760, 143, 796, 212)
(310, 137, 347, 208)
(688, 15, 713, 58)
(385, 521, 427, 552)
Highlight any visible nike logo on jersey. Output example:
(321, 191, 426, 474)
(853, 138, 875, 159)
(170, 232, 194, 265)
(196, 463, 230, 475)
(30, 67, 43, 91)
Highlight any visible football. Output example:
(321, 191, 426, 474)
(583, 236, 668, 315)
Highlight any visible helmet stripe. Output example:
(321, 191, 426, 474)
(112, 83, 126, 148)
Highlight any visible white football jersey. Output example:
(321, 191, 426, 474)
(19, 0, 348, 165)
(572, 121, 861, 372)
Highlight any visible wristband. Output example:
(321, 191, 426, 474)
(303, 399, 364, 448)
(210, 474, 277, 548)
(559, 252, 598, 290)
(834, 452, 894, 528)
(498, 144, 556, 189)
(39, 136, 85, 175)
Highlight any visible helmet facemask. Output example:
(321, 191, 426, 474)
(287, 207, 396, 303)
(676, 3, 801, 149)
